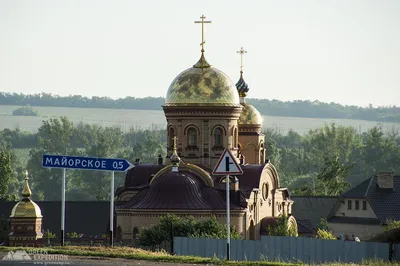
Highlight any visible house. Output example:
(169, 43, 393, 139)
(328, 172, 400, 240)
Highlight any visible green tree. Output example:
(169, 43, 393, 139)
(317, 218, 329, 231)
(72, 124, 124, 200)
(317, 154, 353, 196)
(12, 106, 39, 116)
(27, 117, 79, 200)
(0, 143, 12, 200)
(361, 126, 399, 177)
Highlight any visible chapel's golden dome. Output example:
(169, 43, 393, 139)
(10, 170, 42, 218)
(238, 102, 263, 125)
(10, 199, 42, 218)
(165, 55, 240, 106)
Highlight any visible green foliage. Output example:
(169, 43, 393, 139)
(66, 232, 81, 238)
(265, 215, 297, 237)
(138, 214, 242, 247)
(0, 143, 12, 200)
(12, 106, 39, 116)
(384, 220, 400, 232)
(43, 230, 57, 238)
(315, 228, 337, 240)
(1, 117, 400, 199)
(317, 218, 329, 231)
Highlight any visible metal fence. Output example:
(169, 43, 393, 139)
(394, 244, 400, 262)
(173, 236, 390, 264)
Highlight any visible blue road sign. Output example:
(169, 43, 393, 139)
(42, 154, 134, 172)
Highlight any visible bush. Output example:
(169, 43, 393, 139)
(138, 214, 241, 247)
(317, 218, 329, 231)
(265, 215, 297, 237)
(66, 232, 80, 238)
(43, 230, 57, 239)
(384, 219, 400, 231)
(12, 106, 39, 116)
(315, 228, 336, 240)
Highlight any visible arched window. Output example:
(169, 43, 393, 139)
(214, 127, 223, 147)
(168, 127, 175, 148)
(187, 127, 197, 147)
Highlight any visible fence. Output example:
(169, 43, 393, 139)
(173, 236, 389, 264)
(394, 244, 400, 261)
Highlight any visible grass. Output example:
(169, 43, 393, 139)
(0, 246, 397, 266)
(0, 105, 399, 134)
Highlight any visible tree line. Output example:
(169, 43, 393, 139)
(0, 117, 399, 201)
(1, 92, 399, 122)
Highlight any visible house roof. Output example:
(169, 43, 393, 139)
(291, 196, 339, 229)
(366, 175, 400, 223)
(342, 177, 372, 198)
(339, 175, 400, 224)
(296, 219, 314, 234)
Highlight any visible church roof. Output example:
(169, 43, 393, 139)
(10, 170, 42, 218)
(117, 169, 244, 211)
(235, 72, 249, 97)
(238, 102, 263, 125)
(123, 163, 165, 187)
(165, 54, 240, 107)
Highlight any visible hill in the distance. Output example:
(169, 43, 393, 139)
(0, 92, 399, 123)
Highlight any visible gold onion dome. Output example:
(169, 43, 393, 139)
(10, 170, 42, 218)
(165, 55, 240, 106)
(165, 15, 240, 107)
(238, 102, 263, 125)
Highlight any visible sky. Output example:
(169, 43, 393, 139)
(0, 0, 399, 107)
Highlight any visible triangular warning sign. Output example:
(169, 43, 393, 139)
(212, 148, 243, 175)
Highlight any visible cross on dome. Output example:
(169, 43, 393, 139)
(237, 47, 247, 75)
(194, 14, 212, 53)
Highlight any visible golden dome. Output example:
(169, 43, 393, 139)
(10, 170, 42, 218)
(10, 199, 42, 218)
(165, 55, 240, 106)
(238, 102, 263, 125)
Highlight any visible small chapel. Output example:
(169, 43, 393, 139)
(115, 15, 297, 241)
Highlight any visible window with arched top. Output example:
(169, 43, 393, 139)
(169, 127, 175, 148)
(187, 127, 197, 147)
(214, 127, 223, 147)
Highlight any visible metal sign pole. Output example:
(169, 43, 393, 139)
(61, 168, 66, 246)
(110, 171, 115, 247)
(226, 173, 230, 261)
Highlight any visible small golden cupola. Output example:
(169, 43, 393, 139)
(236, 47, 266, 164)
(9, 170, 43, 246)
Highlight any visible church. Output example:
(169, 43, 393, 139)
(115, 15, 297, 241)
